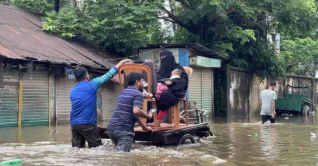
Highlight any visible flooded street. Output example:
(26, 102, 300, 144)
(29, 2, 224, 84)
(1, 115, 318, 166)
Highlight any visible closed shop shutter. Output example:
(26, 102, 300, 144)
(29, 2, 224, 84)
(56, 77, 75, 124)
(22, 69, 49, 126)
(0, 70, 19, 127)
(189, 67, 202, 109)
(100, 82, 122, 120)
(201, 68, 213, 112)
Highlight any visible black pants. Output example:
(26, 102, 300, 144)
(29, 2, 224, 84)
(71, 124, 102, 148)
(261, 115, 275, 124)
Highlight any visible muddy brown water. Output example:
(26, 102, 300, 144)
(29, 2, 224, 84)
(1, 115, 318, 166)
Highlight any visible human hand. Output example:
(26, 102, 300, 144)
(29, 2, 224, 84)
(143, 127, 153, 131)
(165, 81, 172, 85)
(148, 111, 153, 119)
(115, 59, 132, 68)
(144, 93, 153, 98)
(119, 59, 132, 65)
(271, 113, 275, 119)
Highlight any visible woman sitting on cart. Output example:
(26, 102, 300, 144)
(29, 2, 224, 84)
(155, 50, 188, 124)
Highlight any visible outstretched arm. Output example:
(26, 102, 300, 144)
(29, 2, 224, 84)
(90, 59, 131, 89)
(90, 67, 118, 90)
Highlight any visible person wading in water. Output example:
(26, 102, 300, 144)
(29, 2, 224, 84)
(70, 59, 131, 148)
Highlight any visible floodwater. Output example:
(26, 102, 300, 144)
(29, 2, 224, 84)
(1, 114, 318, 166)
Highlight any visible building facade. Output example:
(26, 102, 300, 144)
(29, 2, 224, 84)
(0, 4, 121, 127)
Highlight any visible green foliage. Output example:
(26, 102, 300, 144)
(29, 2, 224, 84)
(42, 8, 80, 38)
(11, 0, 71, 14)
(41, 0, 161, 53)
(160, 0, 318, 78)
(147, 22, 174, 44)
(0, 0, 11, 5)
(230, 41, 285, 79)
(9, 0, 318, 78)
(280, 38, 318, 76)
(12, 0, 54, 14)
(273, 0, 318, 38)
(314, 104, 318, 112)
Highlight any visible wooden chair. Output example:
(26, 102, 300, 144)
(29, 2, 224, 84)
(117, 64, 158, 128)
(167, 67, 193, 128)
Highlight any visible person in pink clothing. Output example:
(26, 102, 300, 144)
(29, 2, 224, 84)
(155, 69, 182, 100)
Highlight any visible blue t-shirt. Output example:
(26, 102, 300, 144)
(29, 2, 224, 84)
(70, 67, 118, 126)
(107, 86, 144, 132)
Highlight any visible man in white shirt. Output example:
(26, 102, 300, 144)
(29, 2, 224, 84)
(260, 82, 277, 124)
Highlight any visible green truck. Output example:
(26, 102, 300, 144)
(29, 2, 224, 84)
(275, 85, 313, 115)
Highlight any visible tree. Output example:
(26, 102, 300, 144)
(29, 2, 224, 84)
(6, 0, 160, 54)
(158, 0, 318, 78)
(42, 0, 161, 53)
(280, 38, 318, 76)
(7, 0, 318, 78)
(0, 0, 11, 5)
(11, 0, 71, 14)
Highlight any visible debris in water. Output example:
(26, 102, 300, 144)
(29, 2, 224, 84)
(299, 146, 303, 151)
(310, 133, 316, 137)
(199, 155, 227, 164)
(0, 159, 22, 165)
(284, 117, 289, 120)
(253, 133, 258, 137)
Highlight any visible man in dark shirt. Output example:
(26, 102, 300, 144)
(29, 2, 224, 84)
(70, 59, 131, 148)
(107, 72, 153, 152)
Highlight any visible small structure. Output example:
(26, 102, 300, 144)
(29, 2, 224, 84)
(138, 44, 226, 116)
(0, 5, 121, 127)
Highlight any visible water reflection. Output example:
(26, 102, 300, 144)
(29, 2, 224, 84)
(260, 125, 278, 162)
(2, 115, 318, 165)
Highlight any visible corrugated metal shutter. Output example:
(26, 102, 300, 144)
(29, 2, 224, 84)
(138, 48, 179, 71)
(22, 69, 49, 126)
(138, 49, 157, 62)
(0, 70, 19, 127)
(190, 67, 202, 109)
(100, 82, 122, 120)
(56, 77, 75, 124)
(138, 49, 160, 71)
(165, 48, 179, 63)
(201, 68, 213, 111)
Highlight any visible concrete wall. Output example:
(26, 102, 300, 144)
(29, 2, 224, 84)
(225, 67, 318, 117)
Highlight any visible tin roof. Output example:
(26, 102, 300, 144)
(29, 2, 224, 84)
(141, 43, 227, 60)
(0, 5, 117, 69)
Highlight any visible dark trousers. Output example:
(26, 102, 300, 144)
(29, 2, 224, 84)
(261, 115, 275, 124)
(71, 124, 102, 148)
(107, 130, 135, 152)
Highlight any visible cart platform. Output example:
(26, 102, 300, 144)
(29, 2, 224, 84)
(99, 122, 212, 146)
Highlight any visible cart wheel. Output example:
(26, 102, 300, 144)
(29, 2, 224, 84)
(177, 134, 196, 145)
(302, 105, 310, 116)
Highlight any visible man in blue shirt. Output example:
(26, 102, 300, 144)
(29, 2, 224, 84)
(107, 72, 153, 152)
(70, 59, 131, 148)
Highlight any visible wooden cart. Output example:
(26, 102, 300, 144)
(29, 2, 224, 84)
(99, 62, 213, 146)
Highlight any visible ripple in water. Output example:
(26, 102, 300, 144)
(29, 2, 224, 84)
(0, 140, 226, 166)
